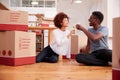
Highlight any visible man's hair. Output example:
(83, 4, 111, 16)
(92, 11, 104, 24)
(53, 12, 69, 29)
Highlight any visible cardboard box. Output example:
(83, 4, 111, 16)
(63, 35, 79, 59)
(113, 17, 120, 80)
(0, 10, 28, 31)
(113, 17, 120, 68)
(71, 35, 79, 54)
(37, 17, 54, 27)
(62, 54, 76, 59)
(0, 31, 36, 66)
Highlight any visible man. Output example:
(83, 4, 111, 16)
(75, 11, 112, 66)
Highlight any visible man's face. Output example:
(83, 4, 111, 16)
(88, 15, 97, 26)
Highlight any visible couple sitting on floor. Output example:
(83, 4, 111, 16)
(36, 11, 112, 66)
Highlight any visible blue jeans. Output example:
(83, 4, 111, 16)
(36, 45, 59, 63)
(75, 49, 112, 66)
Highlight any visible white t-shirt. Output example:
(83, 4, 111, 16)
(50, 29, 71, 58)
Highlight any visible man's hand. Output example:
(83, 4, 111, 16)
(76, 24, 84, 31)
(80, 46, 90, 53)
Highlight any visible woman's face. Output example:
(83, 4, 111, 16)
(61, 18, 69, 27)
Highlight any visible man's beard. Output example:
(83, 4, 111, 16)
(89, 23, 93, 26)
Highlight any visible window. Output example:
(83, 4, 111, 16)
(10, 0, 22, 7)
(10, 0, 56, 8)
(45, 1, 55, 7)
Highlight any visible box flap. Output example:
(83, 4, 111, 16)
(0, 2, 9, 10)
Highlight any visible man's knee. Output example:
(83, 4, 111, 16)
(75, 54, 84, 63)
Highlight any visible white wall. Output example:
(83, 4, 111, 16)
(112, 0, 120, 17)
(107, 0, 120, 37)
(57, 0, 92, 29)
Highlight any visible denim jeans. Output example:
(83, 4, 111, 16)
(36, 45, 59, 63)
(75, 49, 112, 66)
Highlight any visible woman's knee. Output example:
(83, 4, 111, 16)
(50, 56, 58, 63)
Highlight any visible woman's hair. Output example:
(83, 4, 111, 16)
(53, 12, 69, 29)
(92, 11, 104, 24)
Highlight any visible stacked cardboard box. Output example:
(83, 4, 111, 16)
(0, 10, 28, 31)
(113, 17, 120, 80)
(0, 3, 36, 66)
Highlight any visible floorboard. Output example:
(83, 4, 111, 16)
(0, 59, 112, 80)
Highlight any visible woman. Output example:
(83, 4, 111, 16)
(36, 12, 74, 63)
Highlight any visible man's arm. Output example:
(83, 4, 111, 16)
(76, 24, 103, 42)
(85, 39, 90, 53)
(80, 39, 90, 53)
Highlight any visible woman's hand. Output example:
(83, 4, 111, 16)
(67, 30, 75, 39)
(70, 30, 75, 35)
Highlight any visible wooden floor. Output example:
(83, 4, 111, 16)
(0, 59, 112, 80)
